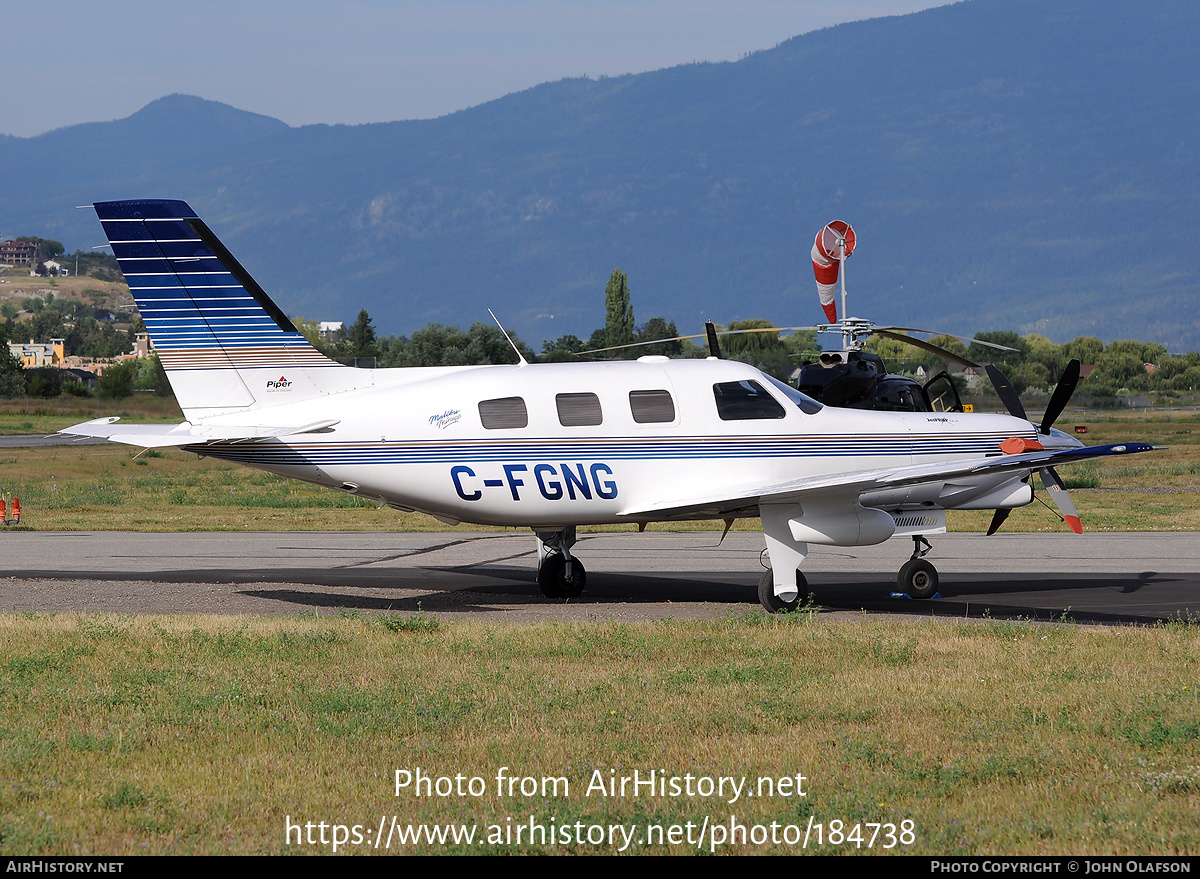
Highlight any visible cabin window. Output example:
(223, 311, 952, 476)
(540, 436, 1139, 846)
(556, 392, 603, 427)
(628, 389, 676, 423)
(478, 396, 528, 429)
(712, 380, 787, 421)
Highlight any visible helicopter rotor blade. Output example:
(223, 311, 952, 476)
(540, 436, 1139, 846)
(877, 327, 1020, 353)
(872, 329, 982, 369)
(574, 325, 821, 357)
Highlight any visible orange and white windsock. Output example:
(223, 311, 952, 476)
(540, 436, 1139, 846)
(811, 220, 856, 323)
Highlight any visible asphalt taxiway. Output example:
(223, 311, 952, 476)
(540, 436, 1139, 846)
(2, 530, 1198, 624)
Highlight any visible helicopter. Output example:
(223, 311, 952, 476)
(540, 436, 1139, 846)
(794, 220, 1015, 414)
(582, 220, 1014, 415)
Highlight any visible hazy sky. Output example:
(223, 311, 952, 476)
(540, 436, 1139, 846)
(4, 1, 948, 137)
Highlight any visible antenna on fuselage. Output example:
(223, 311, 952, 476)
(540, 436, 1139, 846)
(488, 308, 528, 366)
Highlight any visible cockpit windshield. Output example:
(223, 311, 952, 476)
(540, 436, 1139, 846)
(765, 375, 824, 414)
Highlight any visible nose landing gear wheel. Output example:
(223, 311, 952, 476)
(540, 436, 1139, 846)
(537, 554, 586, 599)
(898, 558, 938, 599)
(757, 568, 808, 613)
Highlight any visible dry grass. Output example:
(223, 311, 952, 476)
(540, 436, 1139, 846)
(0, 612, 1196, 855)
(0, 395, 183, 435)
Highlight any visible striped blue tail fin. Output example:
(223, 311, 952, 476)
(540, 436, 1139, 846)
(94, 199, 363, 417)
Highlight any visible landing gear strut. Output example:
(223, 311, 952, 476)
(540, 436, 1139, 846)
(534, 527, 586, 599)
(897, 535, 939, 599)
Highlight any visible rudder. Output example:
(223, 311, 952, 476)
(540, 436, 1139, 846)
(94, 199, 357, 418)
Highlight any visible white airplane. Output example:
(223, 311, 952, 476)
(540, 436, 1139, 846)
(63, 199, 1155, 612)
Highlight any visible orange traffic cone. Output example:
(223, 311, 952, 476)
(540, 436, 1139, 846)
(10, 497, 19, 524)
(0, 498, 6, 523)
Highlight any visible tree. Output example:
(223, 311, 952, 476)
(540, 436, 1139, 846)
(347, 309, 377, 356)
(721, 319, 795, 380)
(98, 360, 137, 400)
(134, 354, 171, 396)
(540, 334, 588, 362)
(1025, 334, 1067, 380)
(30, 309, 66, 342)
(604, 269, 635, 351)
(1064, 336, 1104, 366)
(17, 236, 65, 261)
(393, 322, 533, 367)
(0, 348, 24, 398)
(24, 367, 62, 398)
(633, 317, 683, 357)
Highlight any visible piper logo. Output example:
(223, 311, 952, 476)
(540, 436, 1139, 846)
(266, 375, 293, 391)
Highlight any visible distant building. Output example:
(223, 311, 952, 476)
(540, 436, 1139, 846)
(11, 331, 152, 378)
(0, 240, 38, 267)
(62, 368, 99, 390)
(9, 338, 65, 368)
(319, 321, 344, 342)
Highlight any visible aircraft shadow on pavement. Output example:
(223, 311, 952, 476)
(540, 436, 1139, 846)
(4, 566, 1195, 625)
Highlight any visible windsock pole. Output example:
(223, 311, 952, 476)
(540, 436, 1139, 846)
(811, 220, 856, 346)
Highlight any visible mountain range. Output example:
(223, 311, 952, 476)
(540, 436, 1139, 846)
(2, 0, 1197, 350)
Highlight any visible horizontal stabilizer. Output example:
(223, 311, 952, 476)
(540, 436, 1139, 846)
(58, 417, 339, 448)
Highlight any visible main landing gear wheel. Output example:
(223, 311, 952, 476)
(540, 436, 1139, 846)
(537, 554, 586, 599)
(897, 558, 938, 600)
(757, 568, 808, 614)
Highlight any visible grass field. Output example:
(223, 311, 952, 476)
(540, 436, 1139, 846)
(1, 403, 1197, 856)
(0, 612, 1196, 855)
(0, 402, 1195, 533)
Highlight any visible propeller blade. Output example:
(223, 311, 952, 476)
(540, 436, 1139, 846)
(985, 364, 1028, 421)
(1041, 466, 1083, 534)
(986, 508, 1011, 536)
(705, 320, 722, 358)
(872, 329, 982, 369)
(1040, 359, 1081, 434)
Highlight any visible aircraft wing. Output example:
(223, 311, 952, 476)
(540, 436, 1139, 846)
(617, 441, 1158, 519)
(58, 417, 339, 448)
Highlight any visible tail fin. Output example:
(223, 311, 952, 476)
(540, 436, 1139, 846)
(94, 199, 366, 418)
